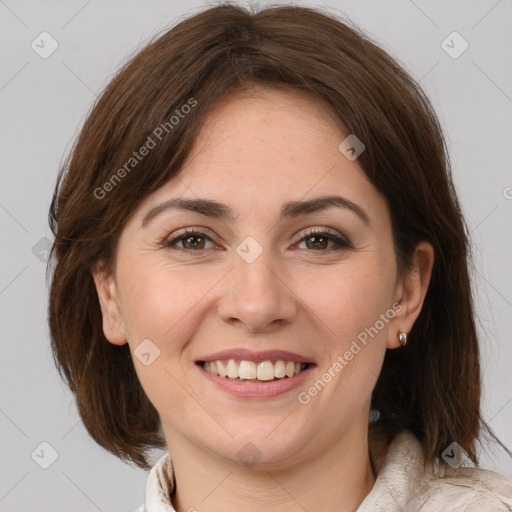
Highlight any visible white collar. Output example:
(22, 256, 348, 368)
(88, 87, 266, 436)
(139, 450, 176, 512)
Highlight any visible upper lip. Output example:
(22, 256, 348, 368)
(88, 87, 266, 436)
(196, 348, 316, 364)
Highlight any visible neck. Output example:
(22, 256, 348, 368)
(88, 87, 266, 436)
(167, 422, 377, 512)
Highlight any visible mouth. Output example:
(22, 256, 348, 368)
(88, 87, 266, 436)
(197, 359, 313, 382)
(195, 350, 316, 399)
(195, 348, 316, 398)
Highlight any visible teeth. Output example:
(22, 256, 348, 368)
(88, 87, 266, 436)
(274, 360, 286, 378)
(239, 360, 257, 379)
(209, 361, 219, 375)
(202, 359, 308, 381)
(217, 360, 227, 377)
(257, 361, 275, 381)
(226, 359, 238, 379)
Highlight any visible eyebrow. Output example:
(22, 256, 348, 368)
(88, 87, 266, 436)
(141, 194, 371, 227)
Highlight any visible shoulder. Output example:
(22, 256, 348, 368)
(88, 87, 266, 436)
(409, 464, 512, 511)
(363, 428, 512, 511)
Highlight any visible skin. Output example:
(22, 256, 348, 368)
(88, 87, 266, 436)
(93, 85, 434, 512)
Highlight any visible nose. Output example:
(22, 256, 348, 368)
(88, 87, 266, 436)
(217, 246, 299, 334)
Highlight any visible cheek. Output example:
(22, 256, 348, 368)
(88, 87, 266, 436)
(297, 258, 395, 346)
(297, 264, 393, 411)
(118, 258, 207, 343)
(117, 263, 203, 425)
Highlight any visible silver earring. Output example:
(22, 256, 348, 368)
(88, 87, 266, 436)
(398, 331, 407, 346)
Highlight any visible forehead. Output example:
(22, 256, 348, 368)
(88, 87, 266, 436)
(188, 85, 347, 169)
(129, 86, 387, 228)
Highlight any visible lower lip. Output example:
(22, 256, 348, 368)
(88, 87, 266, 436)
(197, 364, 315, 399)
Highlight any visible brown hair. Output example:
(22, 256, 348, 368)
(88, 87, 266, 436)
(48, 2, 510, 470)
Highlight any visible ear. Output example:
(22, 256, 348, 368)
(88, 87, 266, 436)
(91, 265, 128, 346)
(387, 241, 434, 349)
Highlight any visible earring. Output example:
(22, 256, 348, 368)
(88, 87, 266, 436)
(398, 331, 407, 346)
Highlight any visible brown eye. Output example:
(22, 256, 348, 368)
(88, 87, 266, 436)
(181, 234, 206, 250)
(297, 228, 351, 251)
(163, 229, 215, 251)
(303, 234, 330, 250)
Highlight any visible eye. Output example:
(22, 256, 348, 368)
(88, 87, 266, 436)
(295, 227, 351, 251)
(162, 228, 216, 251)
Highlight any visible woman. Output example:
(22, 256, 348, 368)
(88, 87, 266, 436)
(48, 4, 512, 511)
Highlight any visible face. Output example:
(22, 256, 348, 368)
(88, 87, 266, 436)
(95, 86, 427, 469)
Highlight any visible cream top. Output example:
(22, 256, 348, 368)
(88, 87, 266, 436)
(135, 429, 512, 511)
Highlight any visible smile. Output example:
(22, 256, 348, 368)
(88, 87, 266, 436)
(201, 359, 310, 381)
(197, 360, 315, 399)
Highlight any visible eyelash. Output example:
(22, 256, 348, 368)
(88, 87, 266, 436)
(161, 227, 351, 253)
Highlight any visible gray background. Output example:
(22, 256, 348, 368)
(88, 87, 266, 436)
(1, 0, 511, 510)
